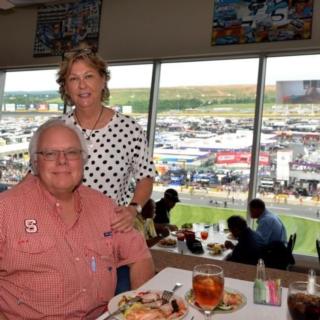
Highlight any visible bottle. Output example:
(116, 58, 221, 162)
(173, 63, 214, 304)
(307, 269, 316, 295)
(254, 259, 266, 304)
(256, 259, 266, 281)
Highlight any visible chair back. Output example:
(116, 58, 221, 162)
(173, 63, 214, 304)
(287, 233, 297, 253)
(261, 241, 295, 270)
(317, 239, 320, 263)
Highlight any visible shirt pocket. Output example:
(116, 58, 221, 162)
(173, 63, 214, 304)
(10, 236, 65, 306)
(85, 238, 116, 271)
(85, 239, 116, 301)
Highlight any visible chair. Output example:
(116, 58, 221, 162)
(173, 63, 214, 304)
(316, 239, 320, 263)
(261, 241, 295, 270)
(287, 233, 297, 254)
(115, 265, 131, 295)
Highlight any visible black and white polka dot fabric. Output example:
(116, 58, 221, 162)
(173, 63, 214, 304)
(62, 110, 156, 205)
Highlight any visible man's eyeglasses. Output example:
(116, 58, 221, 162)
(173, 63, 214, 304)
(62, 47, 97, 60)
(36, 149, 84, 161)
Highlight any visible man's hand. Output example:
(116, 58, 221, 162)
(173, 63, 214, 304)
(111, 206, 137, 232)
(0, 313, 8, 320)
(224, 240, 235, 250)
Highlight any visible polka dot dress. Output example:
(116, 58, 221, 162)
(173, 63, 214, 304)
(62, 110, 156, 205)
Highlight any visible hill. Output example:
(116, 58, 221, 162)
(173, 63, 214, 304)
(4, 85, 276, 113)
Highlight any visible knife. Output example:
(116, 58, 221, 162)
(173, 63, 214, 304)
(101, 296, 142, 320)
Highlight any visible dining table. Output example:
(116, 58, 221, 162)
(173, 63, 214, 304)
(151, 226, 236, 261)
(96, 266, 291, 319)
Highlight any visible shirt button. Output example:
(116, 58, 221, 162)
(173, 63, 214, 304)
(75, 257, 80, 261)
(82, 288, 87, 293)
(56, 202, 60, 207)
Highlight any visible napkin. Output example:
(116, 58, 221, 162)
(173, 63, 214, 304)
(186, 239, 204, 254)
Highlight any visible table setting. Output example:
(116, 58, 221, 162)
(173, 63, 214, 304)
(96, 265, 296, 320)
(151, 223, 235, 261)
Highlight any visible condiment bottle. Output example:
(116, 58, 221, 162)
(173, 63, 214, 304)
(256, 259, 266, 281)
(254, 259, 266, 303)
(307, 269, 316, 295)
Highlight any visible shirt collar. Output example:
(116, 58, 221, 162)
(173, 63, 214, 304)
(35, 176, 82, 214)
(257, 209, 267, 223)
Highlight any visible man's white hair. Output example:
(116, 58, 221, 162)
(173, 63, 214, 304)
(29, 118, 88, 175)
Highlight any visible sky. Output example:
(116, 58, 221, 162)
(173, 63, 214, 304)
(4, 55, 320, 91)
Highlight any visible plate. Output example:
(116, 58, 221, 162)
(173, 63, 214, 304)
(185, 287, 246, 314)
(108, 290, 188, 320)
(157, 238, 177, 248)
(206, 243, 225, 255)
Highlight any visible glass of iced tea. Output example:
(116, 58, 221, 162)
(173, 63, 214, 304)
(287, 281, 320, 320)
(192, 264, 224, 319)
(201, 230, 209, 241)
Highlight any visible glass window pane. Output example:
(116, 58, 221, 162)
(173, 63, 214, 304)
(260, 55, 320, 256)
(154, 59, 259, 227)
(108, 64, 153, 129)
(1, 69, 61, 187)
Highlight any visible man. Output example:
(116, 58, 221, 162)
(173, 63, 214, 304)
(154, 188, 179, 233)
(0, 119, 154, 319)
(249, 198, 287, 245)
(0, 183, 7, 193)
(225, 215, 263, 265)
(0, 171, 8, 193)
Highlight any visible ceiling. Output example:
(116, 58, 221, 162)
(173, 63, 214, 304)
(0, 0, 64, 10)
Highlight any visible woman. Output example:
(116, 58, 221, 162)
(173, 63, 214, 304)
(57, 47, 155, 231)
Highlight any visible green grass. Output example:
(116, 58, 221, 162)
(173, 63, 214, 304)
(170, 203, 319, 256)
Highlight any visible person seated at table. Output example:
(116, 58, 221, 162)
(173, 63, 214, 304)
(0, 171, 8, 193)
(249, 198, 287, 245)
(225, 215, 263, 265)
(154, 188, 179, 234)
(0, 119, 154, 319)
(134, 198, 163, 247)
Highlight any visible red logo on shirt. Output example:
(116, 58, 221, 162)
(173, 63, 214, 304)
(24, 219, 38, 233)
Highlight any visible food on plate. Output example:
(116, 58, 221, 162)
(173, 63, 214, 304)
(159, 238, 177, 247)
(181, 223, 193, 230)
(207, 243, 225, 255)
(220, 290, 244, 310)
(118, 291, 187, 319)
(185, 288, 245, 313)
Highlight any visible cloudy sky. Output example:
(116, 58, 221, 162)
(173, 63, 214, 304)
(4, 55, 320, 91)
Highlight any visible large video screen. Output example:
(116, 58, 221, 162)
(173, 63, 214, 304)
(276, 80, 320, 104)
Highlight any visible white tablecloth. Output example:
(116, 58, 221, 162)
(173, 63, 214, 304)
(151, 231, 234, 261)
(97, 267, 290, 319)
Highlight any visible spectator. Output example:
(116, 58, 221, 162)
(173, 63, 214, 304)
(0, 119, 154, 319)
(134, 199, 163, 247)
(154, 189, 179, 233)
(225, 215, 263, 265)
(0, 183, 8, 193)
(249, 198, 287, 245)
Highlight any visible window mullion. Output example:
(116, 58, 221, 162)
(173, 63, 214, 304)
(247, 56, 267, 226)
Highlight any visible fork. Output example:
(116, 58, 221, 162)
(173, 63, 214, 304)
(161, 282, 183, 303)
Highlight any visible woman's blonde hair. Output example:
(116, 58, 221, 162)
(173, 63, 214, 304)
(57, 47, 110, 106)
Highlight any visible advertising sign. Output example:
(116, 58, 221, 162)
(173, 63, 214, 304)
(216, 151, 270, 166)
(276, 150, 292, 181)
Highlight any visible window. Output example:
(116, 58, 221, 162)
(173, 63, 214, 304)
(154, 59, 259, 225)
(108, 64, 153, 129)
(258, 55, 320, 256)
(0, 69, 61, 185)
